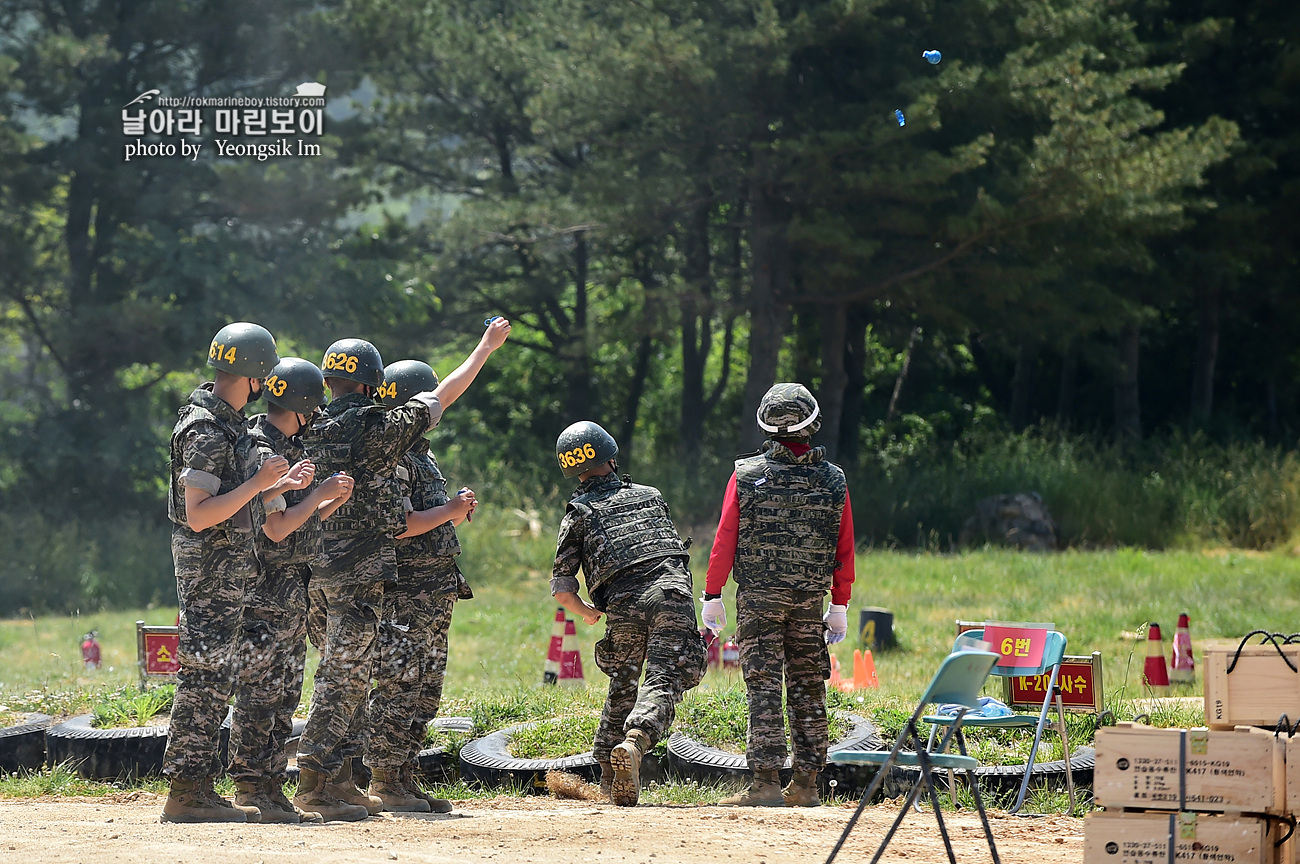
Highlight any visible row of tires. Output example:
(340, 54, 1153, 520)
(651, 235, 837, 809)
(0, 712, 1095, 800)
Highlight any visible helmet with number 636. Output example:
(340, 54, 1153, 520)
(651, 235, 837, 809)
(207, 322, 279, 378)
(378, 360, 439, 407)
(263, 357, 326, 414)
(555, 421, 618, 479)
(321, 338, 384, 388)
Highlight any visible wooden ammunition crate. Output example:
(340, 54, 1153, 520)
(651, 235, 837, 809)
(1084, 811, 1271, 864)
(1094, 723, 1284, 814)
(1204, 644, 1300, 729)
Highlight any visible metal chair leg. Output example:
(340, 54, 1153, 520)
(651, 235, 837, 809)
(1056, 694, 1077, 815)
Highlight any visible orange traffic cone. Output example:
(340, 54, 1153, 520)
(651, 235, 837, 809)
(855, 648, 879, 689)
(1143, 622, 1171, 695)
(542, 607, 565, 685)
(557, 617, 585, 687)
(1171, 612, 1195, 684)
(830, 654, 846, 691)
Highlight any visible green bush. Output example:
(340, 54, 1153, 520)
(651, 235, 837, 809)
(91, 684, 175, 729)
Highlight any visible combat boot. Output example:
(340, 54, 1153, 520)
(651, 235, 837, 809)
(598, 761, 614, 802)
(719, 770, 785, 807)
(400, 762, 452, 814)
(326, 757, 383, 815)
(292, 766, 370, 822)
(782, 770, 821, 807)
(369, 767, 431, 812)
(608, 728, 650, 807)
(265, 777, 323, 824)
(160, 777, 248, 823)
(235, 780, 299, 824)
(198, 776, 261, 822)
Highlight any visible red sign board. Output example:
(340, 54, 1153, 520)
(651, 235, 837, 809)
(143, 631, 180, 675)
(983, 622, 1050, 669)
(1007, 655, 1104, 713)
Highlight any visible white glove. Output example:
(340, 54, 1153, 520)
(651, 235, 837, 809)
(824, 604, 848, 644)
(700, 596, 727, 634)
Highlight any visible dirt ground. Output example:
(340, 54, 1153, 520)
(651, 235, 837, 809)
(0, 793, 1084, 863)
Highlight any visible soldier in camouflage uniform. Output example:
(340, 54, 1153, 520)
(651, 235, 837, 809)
(229, 357, 355, 823)
(702, 383, 856, 808)
(162, 322, 293, 824)
(366, 360, 479, 814)
(293, 320, 510, 822)
(550, 421, 707, 807)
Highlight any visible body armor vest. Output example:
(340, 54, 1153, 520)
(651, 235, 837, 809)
(733, 443, 846, 592)
(167, 389, 260, 534)
(249, 416, 322, 566)
(395, 448, 461, 560)
(568, 477, 687, 594)
(307, 400, 407, 537)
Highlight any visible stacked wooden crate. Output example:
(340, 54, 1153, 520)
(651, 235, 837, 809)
(1085, 722, 1290, 864)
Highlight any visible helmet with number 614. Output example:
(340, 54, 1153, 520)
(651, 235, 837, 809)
(378, 360, 439, 407)
(206, 322, 279, 378)
(263, 357, 326, 414)
(555, 420, 618, 479)
(321, 338, 384, 388)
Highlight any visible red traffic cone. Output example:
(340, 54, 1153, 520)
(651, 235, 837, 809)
(1170, 612, 1195, 683)
(543, 607, 565, 686)
(557, 617, 585, 687)
(857, 648, 879, 689)
(1143, 622, 1171, 695)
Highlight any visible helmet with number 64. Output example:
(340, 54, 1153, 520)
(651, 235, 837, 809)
(555, 421, 618, 479)
(321, 338, 384, 388)
(378, 360, 439, 407)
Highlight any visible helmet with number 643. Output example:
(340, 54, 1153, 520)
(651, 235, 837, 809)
(321, 338, 384, 387)
(206, 322, 279, 378)
(555, 421, 618, 479)
(263, 357, 326, 414)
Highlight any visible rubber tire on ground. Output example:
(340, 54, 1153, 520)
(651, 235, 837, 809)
(458, 721, 599, 794)
(0, 713, 52, 775)
(47, 708, 234, 781)
(881, 745, 1096, 801)
(665, 714, 880, 794)
(415, 716, 473, 786)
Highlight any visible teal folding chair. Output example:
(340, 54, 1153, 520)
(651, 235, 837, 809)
(923, 629, 1075, 815)
(824, 649, 1002, 864)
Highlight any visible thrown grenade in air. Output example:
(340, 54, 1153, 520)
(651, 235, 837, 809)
(894, 109, 906, 127)
(923, 50, 942, 65)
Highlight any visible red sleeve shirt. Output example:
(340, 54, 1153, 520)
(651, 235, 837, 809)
(705, 462, 856, 607)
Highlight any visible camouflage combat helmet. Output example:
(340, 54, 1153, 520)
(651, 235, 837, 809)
(206, 322, 279, 378)
(556, 421, 618, 479)
(378, 360, 439, 408)
(321, 338, 385, 387)
(756, 382, 821, 437)
(263, 357, 326, 414)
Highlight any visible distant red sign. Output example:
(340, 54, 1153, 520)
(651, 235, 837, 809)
(984, 623, 1049, 669)
(143, 631, 180, 675)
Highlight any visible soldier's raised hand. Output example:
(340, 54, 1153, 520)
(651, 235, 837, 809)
(483, 316, 511, 351)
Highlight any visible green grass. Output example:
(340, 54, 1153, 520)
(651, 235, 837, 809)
(90, 684, 175, 728)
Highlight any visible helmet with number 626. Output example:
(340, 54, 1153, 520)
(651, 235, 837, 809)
(206, 322, 279, 378)
(378, 360, 439, 407)
(263, 357, 326, 414)
(320, 338, 384, 387)
(555, 421, 618, 479)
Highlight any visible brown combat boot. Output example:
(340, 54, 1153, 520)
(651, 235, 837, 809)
(369, 767, 431, 812)
(292, 766, 370, 822)
(235, 780, 299, 823)
(783, 770, 821, 807)
(160, 777, 248, 823)
(719, 770, 786, 807)
(598, 761, 614, 802)
(198, 777, 261, 822)
(265, 777, 323, 824)
(400, 762, 452, 814)
(326, 757, 383, 815)
(609, 728, 650, 807)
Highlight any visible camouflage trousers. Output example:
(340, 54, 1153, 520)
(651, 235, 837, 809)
(367, 581, 456, 770)
(229, 562, 310, 784)
(591, 574, 706, 763)
(296, 579, 383, 776)
(163, 529, 253, 780)
(735, 586, 831, 774)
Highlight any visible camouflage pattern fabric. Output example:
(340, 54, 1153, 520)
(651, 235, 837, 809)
(589, 558, 706, 762)
(248, 415, 322, 566)
(295, 576, 383, 775)
(229, 561, 310, 784)
(756, 382, 821, 437)
(734, 586, 831, 774)
(554, 474, 689, 597)
(163, 386, 260, 780)
(395, 442, 462, 563)
(367, 574, 457, 770)
(305, 577, 326, 650)
(732, 441, 846, 592)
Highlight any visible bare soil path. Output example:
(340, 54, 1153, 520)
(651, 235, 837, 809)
(0, 794, 1083, 863)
